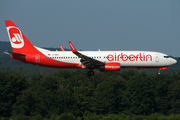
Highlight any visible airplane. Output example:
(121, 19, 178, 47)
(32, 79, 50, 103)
(4, 20, 177, 76)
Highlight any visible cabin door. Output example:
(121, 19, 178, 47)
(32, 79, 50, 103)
(155, 54, 159, 62)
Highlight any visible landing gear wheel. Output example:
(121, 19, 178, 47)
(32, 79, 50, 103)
(87, 71, 94, 76)
(158, 70, 161, 75)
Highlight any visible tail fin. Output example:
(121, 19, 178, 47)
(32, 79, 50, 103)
(5, 20, 37, 54)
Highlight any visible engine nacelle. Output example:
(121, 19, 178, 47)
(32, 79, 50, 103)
(100, 62, 120, 72)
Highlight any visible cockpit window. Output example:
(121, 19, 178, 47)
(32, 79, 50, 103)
(164, 56, 174, 58)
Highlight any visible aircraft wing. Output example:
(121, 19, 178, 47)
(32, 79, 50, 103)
(69, 41, 104, 68)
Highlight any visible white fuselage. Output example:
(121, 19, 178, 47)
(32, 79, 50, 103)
(41, 50, 176, 68)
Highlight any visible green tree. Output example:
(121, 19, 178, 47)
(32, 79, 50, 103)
(12, 74, 75, 117)
(154, 75, 174, 114)
(91, 74, 126, 114)
(168, 79, 180, 114)
(122, 72, 155, 115)
(0, 71, 27, 117)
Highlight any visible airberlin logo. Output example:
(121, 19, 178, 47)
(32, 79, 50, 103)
(8, 26, 24, 48)
(107, 53, 152, 61)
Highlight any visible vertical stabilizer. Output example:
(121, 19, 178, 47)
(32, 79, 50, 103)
(5, 20, 37, 54)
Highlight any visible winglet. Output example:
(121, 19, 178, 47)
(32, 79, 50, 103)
(59, 45, 65, 51)
(69, 41, 78, 53)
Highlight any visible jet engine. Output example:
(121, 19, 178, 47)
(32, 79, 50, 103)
(100, 62, 120, 72)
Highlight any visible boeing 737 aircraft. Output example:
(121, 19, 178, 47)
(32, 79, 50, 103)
(5, 20, 177, 76)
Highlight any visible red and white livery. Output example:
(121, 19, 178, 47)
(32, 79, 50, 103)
(5, 20, 177, 76)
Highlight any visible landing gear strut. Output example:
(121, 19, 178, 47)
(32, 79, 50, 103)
(87, 70, 94, 76)
(158, 67, 167, 75)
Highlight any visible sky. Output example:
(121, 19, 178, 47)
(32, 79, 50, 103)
(0, 1, 180, 56)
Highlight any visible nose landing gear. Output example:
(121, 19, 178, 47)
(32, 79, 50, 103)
(158, 67, 167, 75)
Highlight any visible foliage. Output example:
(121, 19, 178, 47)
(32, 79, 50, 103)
(0, 71, 27, 117)
(122, 72, 156, 115)
(0, 70, 180, 119)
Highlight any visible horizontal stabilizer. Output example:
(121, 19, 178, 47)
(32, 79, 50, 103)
(5, 51, 25, 56)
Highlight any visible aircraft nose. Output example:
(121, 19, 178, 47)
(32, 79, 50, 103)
(171, 58, 177, 65)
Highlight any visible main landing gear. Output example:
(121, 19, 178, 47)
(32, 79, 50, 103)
(87, 70, 94, 76)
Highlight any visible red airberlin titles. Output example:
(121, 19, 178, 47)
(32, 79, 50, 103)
(5, 20, 177, 76)
(107, 53, 152, 61)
